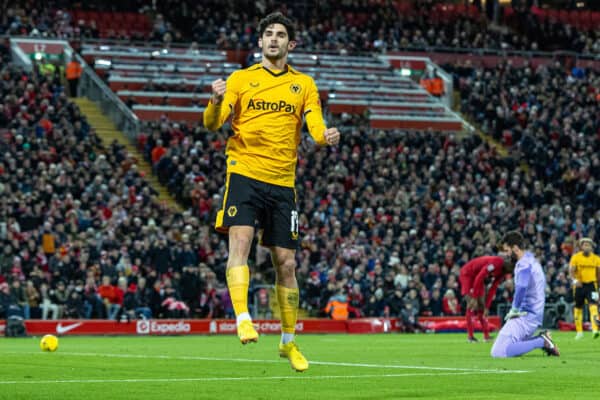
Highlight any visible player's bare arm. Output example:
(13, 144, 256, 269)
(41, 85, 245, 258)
(569, 264, 582, 287)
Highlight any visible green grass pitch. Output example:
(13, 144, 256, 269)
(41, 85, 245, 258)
(0, 331, 598, 399)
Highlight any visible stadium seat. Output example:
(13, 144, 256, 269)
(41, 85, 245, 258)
(558, 10, 569, 24)
(592, 12, 600, 27)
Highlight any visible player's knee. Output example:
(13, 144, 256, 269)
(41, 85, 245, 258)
(229, 233, 253, 259)
(490, 342, 507, 358)
(279, 258, 297, 277)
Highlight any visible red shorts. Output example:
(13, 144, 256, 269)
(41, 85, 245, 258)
(459, 270, 474, 297)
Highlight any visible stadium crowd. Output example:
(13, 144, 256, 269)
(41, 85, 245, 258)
(139, 92, 591, 327)
(455, 59, 600, 227)
(1, 2, 598, 329)
(151, 0, 599, 54)
(457, 59, 599, 285)
(2, 56, 595, 327)
(0, 61, 228, 321)
(0, 1, 598, 54)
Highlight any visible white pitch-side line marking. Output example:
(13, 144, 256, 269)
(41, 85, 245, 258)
(0, 371, 529, 385)
(7, 352, 531, 374)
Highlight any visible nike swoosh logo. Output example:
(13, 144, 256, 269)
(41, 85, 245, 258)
(56, 322, 83, 334)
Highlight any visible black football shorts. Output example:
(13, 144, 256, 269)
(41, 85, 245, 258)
(215, 173, 299, 249)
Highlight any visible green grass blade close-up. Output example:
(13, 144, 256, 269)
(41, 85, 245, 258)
(1, 332, 599, 400)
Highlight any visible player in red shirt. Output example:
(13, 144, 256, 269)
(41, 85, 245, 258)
(459, 255, 513, 342)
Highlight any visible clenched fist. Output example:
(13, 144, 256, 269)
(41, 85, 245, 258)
(211, 79, 226, 104)
(324, 127, 340, 146)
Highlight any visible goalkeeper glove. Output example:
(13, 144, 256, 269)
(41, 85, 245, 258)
(504, 308, 527, 321)
(592, 292, 599, 302)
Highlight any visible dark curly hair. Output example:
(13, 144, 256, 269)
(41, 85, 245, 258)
(258, 12, 295, 41)
(501, 231, 524, 249)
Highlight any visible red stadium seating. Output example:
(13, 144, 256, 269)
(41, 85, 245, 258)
(70, 10, 153, 38)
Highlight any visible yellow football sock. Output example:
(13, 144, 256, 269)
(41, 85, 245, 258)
(276, 285, 299, 334)
(590, 305, 598, 332)
(226, 265, 250, 317)
(574, 307, 583, 333)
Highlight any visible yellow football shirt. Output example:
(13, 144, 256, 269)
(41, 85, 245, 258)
(203, 63, 327, 188)
(570, 252, 600, 283)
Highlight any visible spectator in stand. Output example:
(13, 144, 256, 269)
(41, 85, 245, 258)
(442, 289, 462, 316)
(39, 283, 59, 320)
(98, 276, 118, 319)
(65, 58, 82, 98)
(179, 266, 202, 310)
(161, 278, 189, 318)
(133, 277, 153, 319)
(303, 271, 322, 314)
(9, 279, 29, 319)
(430, 288, 444, 316)
(25, 280, 41, 319)
(83, 276, 103, 318)
(149, 280, 165, 318)
(151, 237, 172, 275)
(325, 288, 349, 320)
(420, 297, 433, 317)
(401, 302, 423, 333)
(151, 139, 167, 169)
(364, 288, 387, 317)
(348, 283, 364, 318)
(52, 280, 69, 318)
(64, 280, 85, 318)
(0, 282, 13, 318)
(387, 286, 405, 317)
(119, 283, 139, 321)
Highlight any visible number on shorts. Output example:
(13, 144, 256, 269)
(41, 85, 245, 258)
(290, 210, 299, 239)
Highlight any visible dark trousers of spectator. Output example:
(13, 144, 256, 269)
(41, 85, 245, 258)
(68, 78, 79, 97)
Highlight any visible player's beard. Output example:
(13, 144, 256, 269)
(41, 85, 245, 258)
(264, 45, 287, 61)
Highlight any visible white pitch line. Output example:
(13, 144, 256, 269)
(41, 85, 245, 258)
(0, 371, 528, 385)
(8, 352, 531, 374)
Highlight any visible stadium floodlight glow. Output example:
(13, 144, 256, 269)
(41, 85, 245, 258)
(99, 45, 110, 51)
(161, 49, 168, 54)
(34, 52, 43, 61)
(329, 93, 336, 98)
(311, 55, 318, 60)
(151, 50, 161, 57)
(400, 68, 411, 76)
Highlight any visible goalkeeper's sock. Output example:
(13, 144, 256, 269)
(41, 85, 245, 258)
(466, 309, 475, 339)
(477, 310, 490, 339)
(226, 265, 250, 325)
(505, 337, 545, 357)
(574, 307, 583, 333)
(590, 305, 599, 332)
(276, 285, 299, 343)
